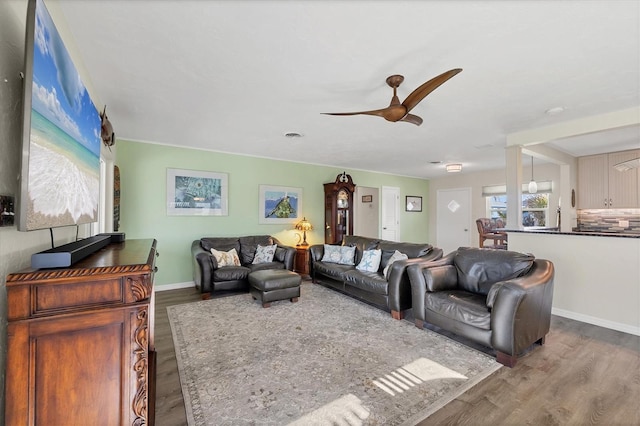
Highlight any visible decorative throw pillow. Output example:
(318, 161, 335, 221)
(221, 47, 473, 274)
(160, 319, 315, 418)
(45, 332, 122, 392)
(210, 248, 241, 267)
(252, 244, 277, 264)
(321, 245, 342, 263)
(356, 249, 382, 273)
(339, 245, 356, 265)
(383, 250, 409, 278)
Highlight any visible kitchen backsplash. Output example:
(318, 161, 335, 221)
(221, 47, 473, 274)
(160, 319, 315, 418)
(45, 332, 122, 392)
(576, 209, 640, 233)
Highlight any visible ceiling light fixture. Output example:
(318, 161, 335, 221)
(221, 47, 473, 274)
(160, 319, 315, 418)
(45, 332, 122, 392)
(446, 163, 462, 173)
(528, 156, 538, 194)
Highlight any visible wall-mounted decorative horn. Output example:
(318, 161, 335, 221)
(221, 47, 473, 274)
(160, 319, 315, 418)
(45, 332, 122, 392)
(100, 106, 115, 149)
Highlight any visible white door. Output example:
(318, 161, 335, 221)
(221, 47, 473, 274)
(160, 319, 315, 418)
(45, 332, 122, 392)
(381, 186, 400, 241)
(436, 188, 471, 255)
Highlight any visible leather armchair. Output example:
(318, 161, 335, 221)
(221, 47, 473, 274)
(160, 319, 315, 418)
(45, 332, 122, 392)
(407, 247, 554, 367)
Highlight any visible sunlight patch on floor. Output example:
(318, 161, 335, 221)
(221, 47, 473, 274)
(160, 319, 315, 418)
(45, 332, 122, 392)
(288, 393, 370, 426)
(373, 357, 468, 396)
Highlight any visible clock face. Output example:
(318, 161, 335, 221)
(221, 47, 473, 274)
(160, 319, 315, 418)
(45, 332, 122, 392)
(337, 189, 349, 208)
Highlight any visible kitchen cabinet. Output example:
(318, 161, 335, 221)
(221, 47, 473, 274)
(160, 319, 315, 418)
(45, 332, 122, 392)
(577, 150, 639, 209)
(607, 150, 640, 208)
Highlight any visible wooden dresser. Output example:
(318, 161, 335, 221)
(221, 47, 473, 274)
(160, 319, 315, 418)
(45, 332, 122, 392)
(5, 239, 158, 426)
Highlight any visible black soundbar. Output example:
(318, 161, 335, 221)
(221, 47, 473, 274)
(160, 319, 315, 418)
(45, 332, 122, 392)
(31, 235, 112, 269)
(98, 232, 126, 243)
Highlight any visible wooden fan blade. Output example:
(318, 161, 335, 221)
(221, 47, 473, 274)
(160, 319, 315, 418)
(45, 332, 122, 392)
(400, 113, 423, 126)
(322, 104, 408, 122)
(322, 107, 390, 118)
(402, 68, 462, 113)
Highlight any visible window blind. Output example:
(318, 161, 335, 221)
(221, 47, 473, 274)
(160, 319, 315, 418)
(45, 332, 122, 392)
(482, 181, 553, 197)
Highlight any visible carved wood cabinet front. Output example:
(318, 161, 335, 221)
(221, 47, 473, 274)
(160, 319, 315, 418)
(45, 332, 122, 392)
(5, 239, 157, 426)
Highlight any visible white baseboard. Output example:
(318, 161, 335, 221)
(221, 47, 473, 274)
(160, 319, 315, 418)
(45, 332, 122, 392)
(155, 281, 194, 292)
(552, 307, 640, 336)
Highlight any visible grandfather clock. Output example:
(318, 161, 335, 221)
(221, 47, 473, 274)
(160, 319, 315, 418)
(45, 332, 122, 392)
(324, 172, 356, 244)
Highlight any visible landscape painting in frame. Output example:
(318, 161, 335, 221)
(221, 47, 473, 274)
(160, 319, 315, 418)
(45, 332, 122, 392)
(259, 185, 302, 224)
(167, 168, 228, 216)
(23, 0, 101, 230)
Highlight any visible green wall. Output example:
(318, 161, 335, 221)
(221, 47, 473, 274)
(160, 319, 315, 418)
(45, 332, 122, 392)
(116, 140, 430, 287)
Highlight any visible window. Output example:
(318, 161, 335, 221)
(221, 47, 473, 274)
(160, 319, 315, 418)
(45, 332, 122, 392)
(91, 158, 107, 235)
(522, 193, 549, 227)
(487, 195, 507, 221)
(486, 193, 549, 227)
(483, 181, 553, 227)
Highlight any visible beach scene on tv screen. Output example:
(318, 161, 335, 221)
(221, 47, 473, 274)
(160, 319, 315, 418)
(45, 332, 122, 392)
(26, 0, 101, 230)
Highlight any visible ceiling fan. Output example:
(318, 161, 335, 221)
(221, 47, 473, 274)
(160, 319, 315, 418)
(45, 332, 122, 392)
(322, 68, 462, 126)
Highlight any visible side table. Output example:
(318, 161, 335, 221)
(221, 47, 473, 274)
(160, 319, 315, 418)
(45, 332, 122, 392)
(294, 246, 310, 277)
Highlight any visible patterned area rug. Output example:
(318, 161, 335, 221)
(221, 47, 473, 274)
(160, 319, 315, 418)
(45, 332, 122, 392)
(168, 283, 501, 426)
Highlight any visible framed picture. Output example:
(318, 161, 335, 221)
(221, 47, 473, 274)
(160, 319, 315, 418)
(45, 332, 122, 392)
(259, 185, 303, 224)
(406, 196, 422, 212)
(361, 195, 373, 203)
(167, 168, 228, 216)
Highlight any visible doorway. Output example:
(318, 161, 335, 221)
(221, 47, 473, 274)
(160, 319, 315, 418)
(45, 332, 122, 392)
(354, 186, 379, 238)
(436, 187, 471, 255)
(381, 186, 400, 241)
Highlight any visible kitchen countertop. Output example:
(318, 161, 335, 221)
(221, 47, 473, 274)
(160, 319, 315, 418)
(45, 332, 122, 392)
(504, 228, 640, 238)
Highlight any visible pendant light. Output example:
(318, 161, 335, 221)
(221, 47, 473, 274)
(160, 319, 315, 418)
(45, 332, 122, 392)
(528, 156, 538, 194)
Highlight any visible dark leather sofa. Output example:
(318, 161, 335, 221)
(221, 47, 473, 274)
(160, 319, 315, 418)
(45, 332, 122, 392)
(192, 235, 296, 298)
(407, 247, 554, 367)
(309, 236, 443, 319)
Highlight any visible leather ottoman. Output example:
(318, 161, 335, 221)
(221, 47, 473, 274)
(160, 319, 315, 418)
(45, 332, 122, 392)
(249, 269, 301, 308)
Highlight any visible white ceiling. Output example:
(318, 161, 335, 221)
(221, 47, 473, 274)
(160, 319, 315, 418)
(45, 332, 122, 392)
(56, 0, 640, 178)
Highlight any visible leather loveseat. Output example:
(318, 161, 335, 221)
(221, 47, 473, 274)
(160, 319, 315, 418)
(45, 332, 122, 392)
(407, 247, 554, 367)
(309, 236, 443, 319)
(192, 235, 296, 298)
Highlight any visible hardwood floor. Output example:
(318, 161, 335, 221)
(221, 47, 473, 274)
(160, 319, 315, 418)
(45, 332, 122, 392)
(154, 287, 640, 426)
(154, 287, 201, 426)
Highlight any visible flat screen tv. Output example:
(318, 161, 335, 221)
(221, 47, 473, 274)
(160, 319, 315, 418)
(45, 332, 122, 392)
(18, 0, 101, 232)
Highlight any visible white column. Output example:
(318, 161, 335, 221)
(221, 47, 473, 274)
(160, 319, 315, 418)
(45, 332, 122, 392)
(505, 145, 523, 229)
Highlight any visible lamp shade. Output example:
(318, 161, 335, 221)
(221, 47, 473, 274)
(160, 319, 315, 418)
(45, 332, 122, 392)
(295, 217, 313, 246)
(295, 217, 313, 232)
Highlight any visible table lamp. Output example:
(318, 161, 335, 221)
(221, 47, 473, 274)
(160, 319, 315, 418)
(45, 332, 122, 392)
(295, 217, 313, 246)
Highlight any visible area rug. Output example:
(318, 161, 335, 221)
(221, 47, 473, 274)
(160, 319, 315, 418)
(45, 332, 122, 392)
(168, 283, 501, 426)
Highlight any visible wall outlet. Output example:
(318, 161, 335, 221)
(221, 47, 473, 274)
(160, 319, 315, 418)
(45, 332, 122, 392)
(619, 220, 629, 228)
